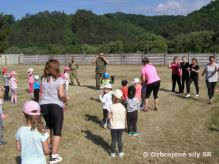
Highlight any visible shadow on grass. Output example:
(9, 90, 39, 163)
(159, 88, 172, 93)
(84, 114, 102, 125)
(81, 85, 97, 90)
(169, 93, 202, 102)
(15, 156, 21, 164)
(90, 97, 100, 103)
(81, 130, 111, 154)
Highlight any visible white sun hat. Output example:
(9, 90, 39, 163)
(34, 75, 40, 80)
(132, 78, 140, 84)
(101, 83, 112, 89)
(111, 89, 123, 99)
(28, 68, 34, 72)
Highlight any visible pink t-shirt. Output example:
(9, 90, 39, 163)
(28, 73, 34, 83)
(9, 77, 17, 89)
(142, 64, 160, 85)
(135, 84, 142, 100)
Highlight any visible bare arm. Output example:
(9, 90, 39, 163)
(58, 84, 67, 104)
(201, 69, 206, 77)
(102, 57, 109, 64)
(16, 140, 21, 152)
(168, 62, 172, 68)
(108, 111, 112, 120)
(92, 57, 97, 64)
(42, 139, 50, 155)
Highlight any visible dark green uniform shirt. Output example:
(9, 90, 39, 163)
(95, 58, 107, 73)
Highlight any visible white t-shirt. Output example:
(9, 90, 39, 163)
(109, 103, 126, 129)
(99, 93, 112, 110)
(205, 63, 219, 82)
(39, 77, 65, 107)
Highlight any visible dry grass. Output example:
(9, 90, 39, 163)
(0, 64, 219, 164)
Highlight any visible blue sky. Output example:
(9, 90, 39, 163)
(0, 0, 213, 19)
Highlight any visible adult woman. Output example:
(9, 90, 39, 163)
(186, 58, 200, 98)
(201, 56, 218, 104)
(168, 57, 182, 93)
(141, 57, 160, 111)
(180, 56, 190, 93)
(39, 59, 67, 163)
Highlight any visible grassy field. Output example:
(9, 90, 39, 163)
(0, 64, 219, 164)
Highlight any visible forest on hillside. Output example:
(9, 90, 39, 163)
(0, 0, 219, 54)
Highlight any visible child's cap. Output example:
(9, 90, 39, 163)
(23, 100, 40, 116)
(128, 85, 136, 99)
(2, 67, 7, 74)
(64, 66, 70, 71)
(111, 89, 123, 99)
(10, 71, 16, 77)
(103, 83, 112, 89)
(103, 72, 110, 79)
(34, 75, 40, 80)
(121, 80, 128, 86)
(28, 68, 34, 73)
(132, 78, 140, 84)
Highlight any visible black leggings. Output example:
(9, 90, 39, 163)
(34, 89, 40, 102)
(145, 81, 160, 99)
(182, 75, 189, 93)
(172, 74, 182, 93)
(127, 110, 138, 133)
(111, 129, 123, 153)
(206, 80, 217, 99)
(4, 86, 10, 101)
(102, 109, 108, 124)
(187, 77, 199, 94)
(40, 104, 64, 136)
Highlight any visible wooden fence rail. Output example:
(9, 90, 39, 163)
(0, 53, 217, 65)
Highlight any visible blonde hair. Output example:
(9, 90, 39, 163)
(24, 114, 45, 134)
(0, 86, 5, 99)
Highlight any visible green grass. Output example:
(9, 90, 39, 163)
(0, 64, 219, 164)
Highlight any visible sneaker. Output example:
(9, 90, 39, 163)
(195, 94, 199, 97)
(154, 107, 158, 111)
(128, 132, 133, 136)
(208, 99, 213, 104)
(111, 153, 116, 158)
(132, 132, 139, 136)
(118, 152, 125, 158)
(50, 154, 63, 164)
(185, 94, 191, 98)
(103, 123, 107, 129)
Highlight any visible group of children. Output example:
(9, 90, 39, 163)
(99, 72, 146, 157)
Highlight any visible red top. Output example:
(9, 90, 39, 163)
(170, 63, 182, 76)
(121, 86, 128, 102)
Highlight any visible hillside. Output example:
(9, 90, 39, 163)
(0, 0, 219, 54)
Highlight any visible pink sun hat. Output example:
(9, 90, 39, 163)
(23, 101, 41, 116)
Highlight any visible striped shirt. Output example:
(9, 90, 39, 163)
(109, 103, 126, 129)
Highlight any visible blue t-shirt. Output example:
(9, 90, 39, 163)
(34, 82, 41, 90)
(16, 126, 49, 164)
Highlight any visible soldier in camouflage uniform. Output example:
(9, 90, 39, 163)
(68, 56, 81, 86)
(92, 53, 109, 90)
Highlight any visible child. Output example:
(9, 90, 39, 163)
(28, 68, 34, 95)
(0, 86, 7, 145)
(126, 85, 140, 136)
(9, 71, 18, 104)
(132, 78, 142, 101)
(2, 68, 10, 101)
(99, 83, 112, 128)
(16, 100, 50, 164)
(108, 89, 126, 158)
(34, 75, 41, 102)
(121, 80, 128, 107)
(64, 66, 70, 99)
(100, 72, 111, 88)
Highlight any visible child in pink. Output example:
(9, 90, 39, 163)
(27, 68, 34, 94)
(132, 78, 142, 101)
(9, 71, 18, 104)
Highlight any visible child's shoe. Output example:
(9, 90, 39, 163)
(195, 94, 199, 97)
(128, 132, 132, 136)
(118, 152, 125, 158)
(111, 153, 116, 158)
(133, 132, 139, 136)
(103, 123, 107, 129)
(185, 94, 191, 98)
(50, 154, 63, 164)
